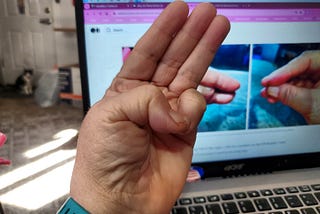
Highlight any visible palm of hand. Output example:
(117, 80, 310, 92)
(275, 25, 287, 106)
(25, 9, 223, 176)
(77, 75, 205, 213)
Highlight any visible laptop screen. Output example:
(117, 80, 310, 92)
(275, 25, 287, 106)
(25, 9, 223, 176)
(75, 0, 320, 172)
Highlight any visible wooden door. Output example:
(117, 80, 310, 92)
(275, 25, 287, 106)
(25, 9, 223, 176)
(0, 0, 56, 85)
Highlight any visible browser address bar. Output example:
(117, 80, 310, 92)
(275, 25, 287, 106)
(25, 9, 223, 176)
(108, 8, 307, 17)
(114, 10, 162, 16)
(219, 9, 306, 16)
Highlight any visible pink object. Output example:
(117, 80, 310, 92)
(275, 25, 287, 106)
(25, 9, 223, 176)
(0, 132, 10, 165)
(186, 169, 201, 183)
(0, 157, 10, 165)
(0, 132, 7, 147)
(122, 47, 132, 62)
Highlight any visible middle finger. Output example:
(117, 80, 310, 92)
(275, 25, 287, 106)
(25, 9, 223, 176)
(170, 15, 230, 94)
(151, 3, 217, 86)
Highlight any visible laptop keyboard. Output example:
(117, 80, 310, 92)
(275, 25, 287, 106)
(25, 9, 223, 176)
(172, 184, 320, 214)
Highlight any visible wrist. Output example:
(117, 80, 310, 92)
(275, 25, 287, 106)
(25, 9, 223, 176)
(70, 188, 142, 214)
(70, 173, 141, 214)
(70, 165, 175, 214)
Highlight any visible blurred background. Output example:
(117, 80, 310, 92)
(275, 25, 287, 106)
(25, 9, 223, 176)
(0, 1, 83, 213)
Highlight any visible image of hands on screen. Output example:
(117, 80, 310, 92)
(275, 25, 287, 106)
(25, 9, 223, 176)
(198, 44, 320, 131)
(249, 44, 320, 129)
(198, 69, 240, 105)
(261, 50, 320, 125)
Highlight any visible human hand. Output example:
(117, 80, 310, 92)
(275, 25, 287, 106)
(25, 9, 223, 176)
(199, 69, 240, 104)
(261, 50, 320, 124)
(70, 1, 230, 213)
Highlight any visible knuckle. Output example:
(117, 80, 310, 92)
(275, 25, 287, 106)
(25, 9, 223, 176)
(280, 85, 297, 105)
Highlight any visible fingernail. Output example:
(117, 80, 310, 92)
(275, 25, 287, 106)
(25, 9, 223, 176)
(169, 110, 187, 124)
(267, 86, 279, 98)
(0, 132, 7, 147)
(197, 85, 214, 96)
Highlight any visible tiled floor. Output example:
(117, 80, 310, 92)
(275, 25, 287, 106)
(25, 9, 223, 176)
(0, 87, 83, 213)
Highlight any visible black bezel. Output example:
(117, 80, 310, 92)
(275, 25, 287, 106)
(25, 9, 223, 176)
(74, 0, 320, 178)
(75, 1, 91, 115)
(194, 152, 320, 178)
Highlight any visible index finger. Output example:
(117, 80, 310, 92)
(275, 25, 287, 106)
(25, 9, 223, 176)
(169, 15, 231, 93)
(261, 51, 320, 86)
(117, 1, 189, 81)
(200, 69, 240, 93)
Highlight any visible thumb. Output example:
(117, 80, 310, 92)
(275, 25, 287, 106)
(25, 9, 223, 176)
(266, 84, 312, 117)
(104, 85, 193, 134)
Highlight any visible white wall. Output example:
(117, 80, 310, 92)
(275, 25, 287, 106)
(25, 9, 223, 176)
(0, 20, 3, 85)
(53, 0, 76, 29)
(53, 0, 78, 67)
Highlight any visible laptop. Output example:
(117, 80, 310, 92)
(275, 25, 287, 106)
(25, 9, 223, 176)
(75, 0, 320, 213)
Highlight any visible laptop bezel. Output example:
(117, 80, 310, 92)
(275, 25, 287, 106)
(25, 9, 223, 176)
(75, 1, 90, 115)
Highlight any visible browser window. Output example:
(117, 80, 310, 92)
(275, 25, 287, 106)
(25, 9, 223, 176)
(81, 2, 320, 163)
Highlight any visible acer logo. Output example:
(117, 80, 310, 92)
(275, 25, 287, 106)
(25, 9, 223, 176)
(224, 163, 245, 171)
